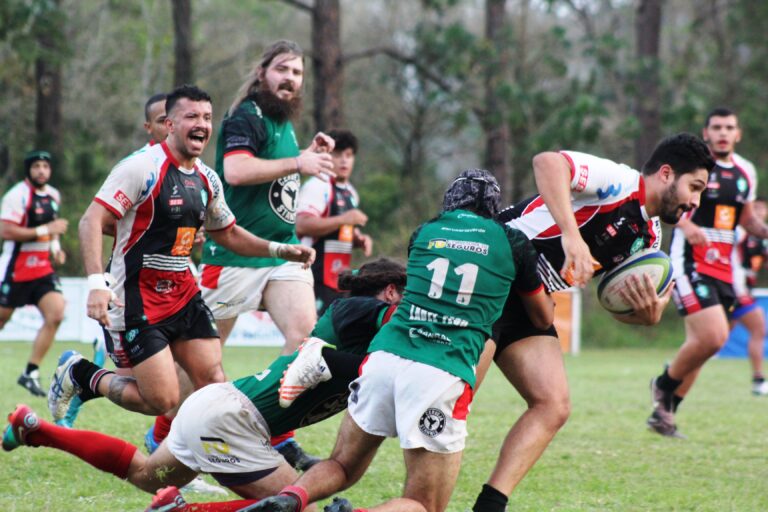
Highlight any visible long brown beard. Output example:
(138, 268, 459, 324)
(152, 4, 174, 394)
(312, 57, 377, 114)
(253, 88, 302, 124)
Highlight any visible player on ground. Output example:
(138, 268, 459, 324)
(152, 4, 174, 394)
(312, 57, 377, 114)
(296, 129, 373, 315)
(3, 259, 406, 512)
(199, 39, 335, 470)
(248, 169, 553, 512)
(48, 84, 314, 423)
(472, 133, 714, 511)
(648, 109, 768, 437)
(731, 196, 768, 395)
(0, 150, 68, 397)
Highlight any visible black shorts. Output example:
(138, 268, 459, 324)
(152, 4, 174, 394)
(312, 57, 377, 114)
(672, 272, 737, 318)
(492, 290, 558, 359)
(104, 293, 219, 368)
(0, 273, 62, 309)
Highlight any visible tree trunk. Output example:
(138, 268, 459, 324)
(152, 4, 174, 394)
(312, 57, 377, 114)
(311, 0, 344, 131)
(34, 0, 63, 158)
(634, 0, 663, 169)
(172, 0, 193, 86)
(483, 0, 512, 204)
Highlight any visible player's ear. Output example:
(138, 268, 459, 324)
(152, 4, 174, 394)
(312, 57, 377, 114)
(659, 164, 673, 184)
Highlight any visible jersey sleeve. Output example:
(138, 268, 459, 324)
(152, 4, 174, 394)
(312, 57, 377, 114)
(297, 178, 331, 217)
(505, 225, 544, 295)
(561, 150, 638, 198)
(93, 156, 149, 219)
(200, 165, 236, 232)
(221, 102, 268, 157)
(734, 153, 758, 202)
(0, 184, 28, 225)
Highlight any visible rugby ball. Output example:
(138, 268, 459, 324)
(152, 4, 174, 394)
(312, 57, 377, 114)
(597, 249, 673, 314)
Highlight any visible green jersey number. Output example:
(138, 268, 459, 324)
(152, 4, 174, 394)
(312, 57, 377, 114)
(426, 257, 479, 306)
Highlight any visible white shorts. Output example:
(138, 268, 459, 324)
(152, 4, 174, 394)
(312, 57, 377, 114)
(200, 262, 313, 320)
(348, 351, 473, 453)
(166, 382, 283, 474)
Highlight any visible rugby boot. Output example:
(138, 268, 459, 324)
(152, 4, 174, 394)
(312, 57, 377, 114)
(48, 350, 83, 421)
(324, 497, 354, 512)
(279, 337, 332, 408)
(276, 438, 321, 471)
(2, 404, 40, 451)
(145, 486, 187, 511)
(17, 369, 46, 397)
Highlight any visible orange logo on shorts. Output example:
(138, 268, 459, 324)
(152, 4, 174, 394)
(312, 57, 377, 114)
(171, 227, 196, 256)
(714, 205, 736, 230)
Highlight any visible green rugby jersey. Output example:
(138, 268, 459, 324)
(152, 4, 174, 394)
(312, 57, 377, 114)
(368, 209, 542, 388)
(203, 97, 300, 268)
(233, 295, 391, 435)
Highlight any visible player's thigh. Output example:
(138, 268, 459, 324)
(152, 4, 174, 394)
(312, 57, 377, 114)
(402, 448, 463, 512)
(740, 306, 765, 335)
(171, 336, 225, 388)
(263, 280, 316, 336)
(683, 305, 730, 346)
(132, 346, 181, 408)
(226, 462, 299, 500)
(36, 291, 65, 322)
(495, 335, 569, 405)
(0, 306, 14, 326)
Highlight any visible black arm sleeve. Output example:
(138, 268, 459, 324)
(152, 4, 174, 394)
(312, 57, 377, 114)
(221, 102, 268, 156)
(505, 225, 544, 294)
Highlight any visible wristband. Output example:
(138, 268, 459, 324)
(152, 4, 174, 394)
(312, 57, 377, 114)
(87, 273, 109, 291)
(268, 241, 284, 258)
(35, 225, 49, 238)
(50, 238, 61, 254)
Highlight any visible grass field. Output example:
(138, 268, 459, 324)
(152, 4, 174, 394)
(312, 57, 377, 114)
(0, 341, 765, 511)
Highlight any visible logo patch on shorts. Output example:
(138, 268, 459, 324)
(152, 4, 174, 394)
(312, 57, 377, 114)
(268, 175, 300, 223)
(418, 408, 446, 437)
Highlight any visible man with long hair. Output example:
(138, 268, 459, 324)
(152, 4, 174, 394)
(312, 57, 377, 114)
(199, 40, 335, 470)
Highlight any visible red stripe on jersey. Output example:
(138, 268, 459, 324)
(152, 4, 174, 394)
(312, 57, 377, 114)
(94, 197, 123, 219)
(522, 196, 545, 216)
(517, 283, 545, 296)
(561, 152, 576, 181)
(358, 354, 371, 377)
(647, 219, 657, 247)
(638, 175, 647, 207)
(537, 205, 599, 238)
(200, 264, 223, 289)
(205, 218, 236, 233)
(160, 141, 180, 169)
(223, 149, 255, 159)
(123, 160, 170, 254)
(382, 304, 398, 325)
(452, 382, 474, 420)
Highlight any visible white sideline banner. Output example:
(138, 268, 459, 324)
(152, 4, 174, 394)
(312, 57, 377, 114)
(0, 277, 284, 347)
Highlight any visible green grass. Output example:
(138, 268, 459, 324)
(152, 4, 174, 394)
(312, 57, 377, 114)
(0, 342, 764, 511)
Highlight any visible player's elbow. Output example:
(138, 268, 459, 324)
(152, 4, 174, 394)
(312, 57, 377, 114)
(223, 167, 246, 187)
(531, 309, 554, 330)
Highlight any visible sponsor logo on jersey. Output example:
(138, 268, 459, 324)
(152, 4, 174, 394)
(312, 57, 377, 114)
(630, 238, 645, 254)
(114, 190, 133, 211)
(269, 175, 299, 223)
(714, 205, 736, 230)
(574, 164, 589, 192)
(140, 172, 157, 200)
(596, 183, 622, 200)
(168, 198, 184, 206)
(171, 227, 196, 256)
(409, 305, 468, 327)
(427, 239, 489, 255)
(418, 408, 446, 437)
(183, 178, 197, 188)
(737, 177, 748, 194)
(409, 327, 452, 345)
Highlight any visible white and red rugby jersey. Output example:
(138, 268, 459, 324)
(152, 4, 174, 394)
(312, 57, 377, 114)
(0, 180, 60, 283)
(670, 153, 756, 284)
(499, 151, 661, 291)
(95, 142, 235, 330)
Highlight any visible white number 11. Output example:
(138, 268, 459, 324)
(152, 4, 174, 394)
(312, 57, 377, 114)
(426, 258, 479, 305)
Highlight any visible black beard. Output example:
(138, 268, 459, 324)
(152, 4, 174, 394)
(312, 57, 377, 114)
(658, 181, 688, 224)
(712, 149, 731, 159)
(252, 88, 302, 124)
(28, 176, 47, 189)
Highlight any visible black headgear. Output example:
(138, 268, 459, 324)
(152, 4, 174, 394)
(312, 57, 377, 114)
(442, 169, 501, 218)
(23, 150, 52, 178)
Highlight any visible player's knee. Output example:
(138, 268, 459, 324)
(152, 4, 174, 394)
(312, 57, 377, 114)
(144, 391, 180, 415)
(44, 310, 65, 327)
(192, 364, 226, 388)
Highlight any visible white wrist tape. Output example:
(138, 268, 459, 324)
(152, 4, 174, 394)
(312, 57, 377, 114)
(50, 238, 61, 254)
(35, 225, 49, 238)
(87, 273, 109, 291)
(268, 241, 285, 258)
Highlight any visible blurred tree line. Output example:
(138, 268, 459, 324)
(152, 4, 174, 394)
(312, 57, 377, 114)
(2, 0, 768, 277)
